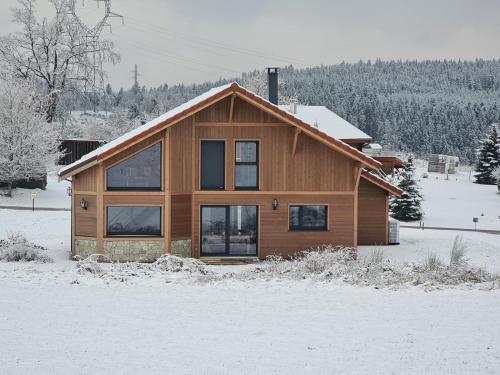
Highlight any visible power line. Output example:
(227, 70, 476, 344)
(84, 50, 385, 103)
(124, 15, 313, 67)
(123, 21, 271, 68)
(110, 33, 229, 77)
(111, 30, 243, 76)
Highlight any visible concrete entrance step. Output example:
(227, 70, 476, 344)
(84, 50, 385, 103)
(200, 257, 260, 265)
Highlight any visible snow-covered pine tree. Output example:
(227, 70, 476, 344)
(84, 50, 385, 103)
(390, 155, 424, 221)
(474, 124, 500, 185)
(0, 76, 60, 197)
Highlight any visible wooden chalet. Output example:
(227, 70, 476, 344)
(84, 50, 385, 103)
(59, 77, 401, 262)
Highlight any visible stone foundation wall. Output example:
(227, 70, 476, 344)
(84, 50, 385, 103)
(74, 239, 97, 259)
(103, 240, 165, 262)
(171, 239, 192, 258)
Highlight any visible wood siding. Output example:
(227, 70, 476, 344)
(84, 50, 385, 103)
(357, 179, 388, 245)
(103, 194, 165, 206)
(169, 117, 193, 193)
(73, 166, 97, 192)
(195, 96, 281, 123)
(171, 194, 192, 240)
(192, 193, 355, 259)
(194, 125, 355, 192)
(74, 194, 97, 237)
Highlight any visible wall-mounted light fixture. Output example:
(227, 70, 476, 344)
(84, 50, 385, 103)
(272, 198, 278, 210)
(67, 186, 72, 197)
(79, 198, 88, 210)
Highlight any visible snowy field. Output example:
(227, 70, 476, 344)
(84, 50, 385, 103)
(0, 172, 70, 209)
(409, 162, 500, 231)
(1, 277, 499, 375)
(1, 205, 500, 374)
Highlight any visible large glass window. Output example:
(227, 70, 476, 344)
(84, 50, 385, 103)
(201, 141, 225, 190)
(106, 143, 162, 191)
(235, 141, 258, 190)
(289, 205, 327, 231)
(200, 206, 227, 255)
(107, 206, 162, 236)
(201, 205, 257, 256)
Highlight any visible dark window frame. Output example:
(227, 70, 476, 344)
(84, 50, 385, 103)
(234, 140, 259, 190)
(200, 140, 226, 191)
(200, 205, 258, 257)
(289, 205, 328, 231)
(106, 206, 162, 237)
(105, 141, 163, 192)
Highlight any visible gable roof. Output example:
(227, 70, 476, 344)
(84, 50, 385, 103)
(361, 170, 402, 197)
(59, 82, 382, 179)
(278, 105, 371, 142)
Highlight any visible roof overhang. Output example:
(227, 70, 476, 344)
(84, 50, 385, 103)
(341, 138, 372, 144)
(59, 82, 382, 180)
(373, 156, 405, 169)
(361, 171, 402, 197)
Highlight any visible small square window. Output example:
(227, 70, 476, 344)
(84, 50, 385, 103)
(289, 205, 327, 231)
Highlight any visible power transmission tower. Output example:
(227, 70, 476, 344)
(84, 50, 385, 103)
(130, 64, 142, 88)
(64, 0, 124, 112)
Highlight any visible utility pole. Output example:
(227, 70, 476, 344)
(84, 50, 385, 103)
(130, 64, 142, 88)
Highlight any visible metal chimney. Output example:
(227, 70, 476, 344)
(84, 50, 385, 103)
(267, 67, 279, 105)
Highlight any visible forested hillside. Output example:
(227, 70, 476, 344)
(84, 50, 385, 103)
(69, 59, 500, 162)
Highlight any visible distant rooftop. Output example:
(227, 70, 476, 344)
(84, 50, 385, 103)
(278, 104, 372, 142)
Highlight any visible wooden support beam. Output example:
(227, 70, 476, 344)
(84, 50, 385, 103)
(354, 163, 363, 191)
(292, 128, 301, 157)
(96, 163, 104, 254)
(228, 94, 236, 122)
(164, 128, 171, 253)
(353, 163, 363, 248)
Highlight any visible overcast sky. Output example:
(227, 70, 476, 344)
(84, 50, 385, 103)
(1, 0, 499, 89)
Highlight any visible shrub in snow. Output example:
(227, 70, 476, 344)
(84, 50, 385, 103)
(153, 254, 210, 275)
(390, 155, 424, 222)
(228, 240, 498, 290)
(449, 236, 468, 268)
(74, 254, 211, 282)
(423, 252, 443, 271)
(0, 232, 52, 263)
(474, 124, 500, 185)
(366, 248, 384, 265)
(76, 254, 111, 275)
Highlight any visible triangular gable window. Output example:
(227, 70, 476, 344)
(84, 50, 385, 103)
(106, 143, 162, 191)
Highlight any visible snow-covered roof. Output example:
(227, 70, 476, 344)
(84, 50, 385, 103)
(365, 143, 382, 150)
(59, 83, 381, 178)
(278, 104, 371, 142)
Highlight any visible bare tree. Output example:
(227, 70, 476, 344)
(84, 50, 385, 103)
(0, 75, 60, 196)
(0, 0, 120, 123)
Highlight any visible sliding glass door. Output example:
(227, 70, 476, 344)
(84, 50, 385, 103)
(201, 205, 258, 256)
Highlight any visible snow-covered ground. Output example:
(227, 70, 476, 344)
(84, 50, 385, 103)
(0, 171, 70, 209)
(1, 205, 500, 374)
(360, 229, 500, 274)
(409, 161, 500, 231)
(1, 278, 499, 375)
